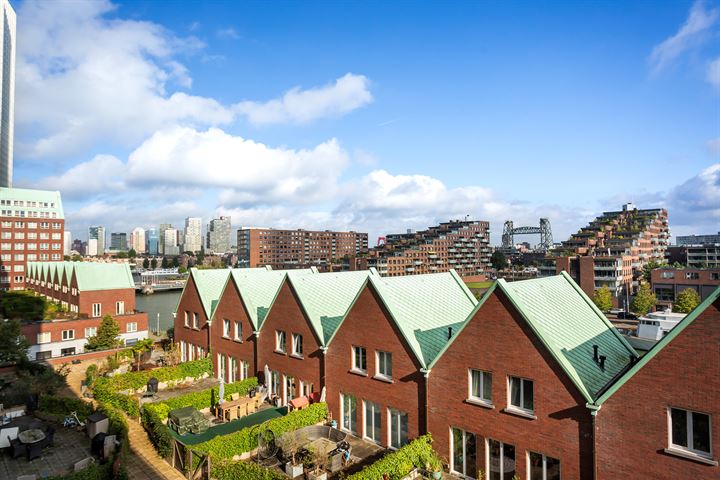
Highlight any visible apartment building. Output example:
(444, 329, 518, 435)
(676, 232, 720, 246)
(651, 267, 720, 307)
(359, 219, 491, 277)
(665, 244, 720, 269)
(23, 261, 148, 360)
(207, 216, 231, 254)
(0, 187, 64, 290)
(236, 227, 368, 270)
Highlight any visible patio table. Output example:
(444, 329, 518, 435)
(18, 428, 45, 444)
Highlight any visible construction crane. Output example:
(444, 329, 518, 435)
(501, 218, 553, 251)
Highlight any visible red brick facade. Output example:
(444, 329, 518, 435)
(427, 289, 594, 479)
(22, 313, 148, 344)
(595, 297, 720, 479)
(174, 275, 210, 362)
(325, 285, 426, 447)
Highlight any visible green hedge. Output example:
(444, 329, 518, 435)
(196, 402, 328, 461)
(47, 463, 114, 480)
(346, 434, 437, 480)
(141, 377, 259, 458)
(211, 459, 285, 480)
(39, 395, 94, 421)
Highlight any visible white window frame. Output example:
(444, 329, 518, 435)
(291, 333, 303, 358)
(468, 368, 493, 406)
(84, 327, 97, 338)
(527, 451, 561, 480)
(351, 345, 367, 374)
(184, 311, 189, 327)
(375, 350, 392, 381)
(339, 392, 357, 434)
(92, 303, 101, 318)
(127, 322, 138, 333)
(234, 320, 242, 341)
(387, 407, 408, 449)
(450, 427, 477, 478)
(667, 407, 714, 461)
(62, 329, 75, 341)
(180, 341, 186, 362)
(486, 438, 515, 479)
(37, 332, 51, 344)
(276, 330, 286, 353)
(507, 376, 535, 416)
(363, 400, 382, 444)
(193, 312, 199, 329)
(223, 319, 230, 338)
(116, 301, 125, 315)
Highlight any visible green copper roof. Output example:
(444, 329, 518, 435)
(368, 270, 478, 368)
(594, 285, 720, 406)
(289, 270, 371, 345)
(496, 272, 637, 402)
(0, 187, 65, 219)
(189, 268, 234, 319)
(73, 262, 135, 291)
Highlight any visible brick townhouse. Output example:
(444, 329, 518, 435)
(592, 288, 720, 479)
(324, 271, 477, 449)
(23, 261, 148, 360)
(426, 272, 637, 479)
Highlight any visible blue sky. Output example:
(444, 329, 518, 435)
(12, 0, 720, 245)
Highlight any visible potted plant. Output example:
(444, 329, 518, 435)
(307, 442, 330, 480)
(280, 433, 304, 479)
(427, 456, 443, 479)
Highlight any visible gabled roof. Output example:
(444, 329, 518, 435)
(368, 270, 478, 369)
(495, 272, 637, 402)
(188, 268, 234, 319)
(594, 285, 720, 406)
(73, 262, 135, 291)
(289, 270, 371, 345)
(63, 262, 75, 285)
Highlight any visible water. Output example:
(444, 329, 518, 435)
(135, 290, 182, 336)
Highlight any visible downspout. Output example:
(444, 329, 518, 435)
(253, 330, 260, 380)
(420, 368, 431, 435)
(586, 403, 601, 480)
(320, 346, 329, 391)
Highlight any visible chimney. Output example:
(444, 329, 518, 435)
(592, 345, 599, 362)
(599, 355, 607, 371)
(447, 327, 453, 340)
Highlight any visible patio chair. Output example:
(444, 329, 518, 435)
(0, 427, 18, 448)
(10, 438, 26, 459)
(27, 441, 43, 461)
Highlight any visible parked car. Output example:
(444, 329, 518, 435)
(617, 311, 638, 320)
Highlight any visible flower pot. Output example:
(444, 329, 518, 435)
(432, 471, 442, 479)
(330, 419, 337, 428)
(308, 470, 327, 480)
(285, 462, 303, 478)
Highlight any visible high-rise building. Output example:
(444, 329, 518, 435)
(71, 239, 85, 256)
(63, 231, 71, 255)
(206, 216, 231, 254)
(110, 232, 127, 251)
(0, 0, 15, 188)
(146, 227, 159, 255)
(675, 232, 720, 246)
(131, 227, 146, 254)
(159, 223, 172, 255)
(164, 228, 179, 256)
(183, 217, 202, 254)
(0, 187, 64, 290)
(87, 226, 105, 256)
(237, 227, 368, 269)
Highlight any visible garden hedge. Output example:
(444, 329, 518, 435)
(38, 395, 94, 421)
(195, 402, 328, 461)
(346, 434, 438, 480)
(211, 459, 285, 480)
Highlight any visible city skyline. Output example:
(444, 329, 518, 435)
(9, 0, 720, 244)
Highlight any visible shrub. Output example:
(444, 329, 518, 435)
(211, 460, 285, 480)
(196, 403, 328, 461)
(85, 364, 98, 388)
(38, 395, 93, 421)
(346, 434, 437, 480)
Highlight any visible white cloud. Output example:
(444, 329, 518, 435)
(669, 163, 720, 219)
(33, 154, 125, 198)
(216, 28, 240, 39)
(235, 73, 373, 125)
(649, 0, 719, 72)
(707, 57, 720, 87)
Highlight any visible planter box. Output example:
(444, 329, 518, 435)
(285, 462, 304, 478)
(307, 470, 327, 480)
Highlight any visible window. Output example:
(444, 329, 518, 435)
(217, 353, 227, 381)
(340, 393, 357, 433)
(292, 333, 303, 357)
(469, 369, 493, 405)
(127, 322, 137, 333)
(223, 319, 230, 338)
(388, 408, 408, 448)
(660, 271, 675, 279)
(528, 452, 560, 480)
(668, 407, 712, 459)
(487, 439, 515, 480)
(85, 327, 97, 338)
(276, 330, 286, 353)
(241, 360, 249, 380)
(62, 330, 75, 341)
(712, 273, 720, 281)
(234, 320, 242, 341)
(508, 376, 534, 414)
(193, 312, 199, 329)
(92, 303, 101, 318)
(61, 347, 76, 356)
(352, 346, 367, 374)
(451, 428, 477, 478)
(35, 351, 52, 361)
(116, 301, 125, 315)
(229, 357, 237, 383)
(184, 311, 189, 327)
(37, 332, 51, 344)
(180, 341, 186, 362)
(685, 272, 700, 280)
(376, 351, 392, 380)
(364, 401, 382, 443)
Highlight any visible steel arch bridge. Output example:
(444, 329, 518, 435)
(501, 218, 553, 251)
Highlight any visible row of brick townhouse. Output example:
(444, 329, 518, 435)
(21, 261, 149, 360)
(174, 266, 720, 479)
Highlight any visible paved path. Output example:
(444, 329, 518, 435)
(59, 359, 186, 480)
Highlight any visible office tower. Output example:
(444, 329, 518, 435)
(159, 223, 172, 255)
(0, 0, 15, 188)
(146, 227, 159, 256)
(164, 228, 179, 256)
(87, 226, 105, 256)
(183, 217, 202, 254)
(206, 216, 231, 254)
(63, 231, 71, 255)
(0, 187, 64, 290)
(110, 232, 128, 251)
(131, 227, 146, 253)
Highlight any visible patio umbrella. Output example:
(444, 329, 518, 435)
(218, 376, 225, 405)
(264, 364, 270, 389)
(319, 386, 326, 402)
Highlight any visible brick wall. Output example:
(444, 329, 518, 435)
(325, 285, 426, 447)
(78, 288, 137, 318)
(174, 275, 211, 358)
(427, 290, 594, 479)
(596, 299, 720, 479)
(22, 312, 148, 345)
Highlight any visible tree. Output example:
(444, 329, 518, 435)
(63, 255, 70, 261)
(150, 258, 158, 269)
(86, 315, 121, 351)
(116, 251, 128, 259)
(630, 283, 656, 316)
(142, 258, 150, 269)
(641, 260, 665, 284)
(172, 256, 180, 268)
(178, 265, 187, 274)
(592, 286, 613, 312)
(673, 288, 700, 313)
(71, 254, 83, 262)
(161, 257, 169, 269)
(490, 251, 507, 271)
(128, 248, 137, 258)
(0, 320, 29, 365)
(131, 338, 154, 371)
